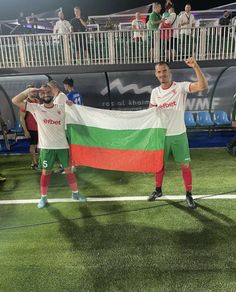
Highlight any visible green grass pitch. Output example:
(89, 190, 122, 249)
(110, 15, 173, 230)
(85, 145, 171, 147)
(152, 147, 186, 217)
(0, 148, 236, 291)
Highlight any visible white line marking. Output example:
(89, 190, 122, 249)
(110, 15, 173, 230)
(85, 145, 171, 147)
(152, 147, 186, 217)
(1, 194, 236, 205)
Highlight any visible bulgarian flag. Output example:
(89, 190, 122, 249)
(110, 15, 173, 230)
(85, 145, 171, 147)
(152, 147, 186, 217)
(66, 105, 167, 173)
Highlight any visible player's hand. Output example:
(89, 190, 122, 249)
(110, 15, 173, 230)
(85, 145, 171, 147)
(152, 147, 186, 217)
(23, 87, 39, 98)
(24, 131, 31, 138)
(66, 100, 74, 106)
(185, 57, 198, 69)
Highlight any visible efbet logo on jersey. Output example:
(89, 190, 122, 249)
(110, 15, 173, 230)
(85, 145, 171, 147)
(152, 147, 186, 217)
(159, 101, 177, 110)
(43, 119, 61, 125)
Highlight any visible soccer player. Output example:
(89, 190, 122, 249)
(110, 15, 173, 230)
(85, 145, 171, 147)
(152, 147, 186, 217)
(148, 57, 208, 209)
(63, 77, 84, 105)
(47, 80, 68, 105)
(12, 85, 87, 208)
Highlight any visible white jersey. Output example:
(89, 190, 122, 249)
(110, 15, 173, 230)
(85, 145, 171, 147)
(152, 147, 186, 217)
(53, 92, 68, 105)
(178, 12, 195, 35)
(26, 103, 69, 149)
(53, 19, 71, 34)
(150, 81, 191, 136)
(132, 19, 145, 38)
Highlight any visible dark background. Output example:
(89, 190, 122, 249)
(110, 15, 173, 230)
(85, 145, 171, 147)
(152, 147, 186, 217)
(0, 0, 234, 20)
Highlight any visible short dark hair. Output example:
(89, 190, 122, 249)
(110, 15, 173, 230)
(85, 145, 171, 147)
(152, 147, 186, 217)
(63, 77, 74, 87)
(40, 84, 51, 89)
(47, 80, 59, 89)
(155, 61, 170, 69)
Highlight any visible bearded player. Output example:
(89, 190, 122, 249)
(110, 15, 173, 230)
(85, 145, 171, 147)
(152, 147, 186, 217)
(12, 84, 86, 208)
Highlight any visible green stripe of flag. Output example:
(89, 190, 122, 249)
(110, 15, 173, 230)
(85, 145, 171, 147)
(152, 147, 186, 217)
(67, 124, 166, 151)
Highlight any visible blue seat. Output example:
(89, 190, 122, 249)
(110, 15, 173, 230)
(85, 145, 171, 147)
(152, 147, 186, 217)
(196, 112, 214, 126)
(10, 122, 23, 134)
(184, 112, 196, 127)
(213, 111, 231, 125)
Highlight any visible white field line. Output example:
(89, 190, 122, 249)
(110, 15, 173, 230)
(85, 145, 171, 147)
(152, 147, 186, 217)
(1, 194, 236, 205)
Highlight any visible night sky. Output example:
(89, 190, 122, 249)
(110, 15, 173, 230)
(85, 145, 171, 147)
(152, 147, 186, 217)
(0, 0, 234, 20)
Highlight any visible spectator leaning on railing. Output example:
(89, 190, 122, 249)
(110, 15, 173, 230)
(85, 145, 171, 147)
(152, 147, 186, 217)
(132, 12, 145, 41)
(178, 4, 195, 56)
(28, 12, 38, 34)
(147, 2, 164, 30)
(219, 10, 231, 37)
(53, 11, 71, 34)
(160, 7, 178, 60)
(163, 0, 174, 18)
(219, 10, 231, 26)
(17, 11, 27, 33)
(70, 6, 89, 63)
(147, 2, 164, 58)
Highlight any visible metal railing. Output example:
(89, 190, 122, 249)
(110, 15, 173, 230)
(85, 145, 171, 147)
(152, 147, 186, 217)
(0, 25, 236, 68)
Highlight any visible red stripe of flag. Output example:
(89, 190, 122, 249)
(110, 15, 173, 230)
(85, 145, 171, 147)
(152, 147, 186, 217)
(70, 144, 164, 173)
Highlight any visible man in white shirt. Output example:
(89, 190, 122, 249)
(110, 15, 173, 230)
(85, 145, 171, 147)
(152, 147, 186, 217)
(53, 11, 71, 34)
(178, 4, 195, 57)
(132, 12, 145, 41)
(178, 4, 195, 36)
(148, 57, 208, 209)
(12, 85, 87, 208)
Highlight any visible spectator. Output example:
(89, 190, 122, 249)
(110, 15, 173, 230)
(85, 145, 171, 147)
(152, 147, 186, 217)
(70, 6, 89, 63)
(18, 12, 27, 33)
(219, 10, 231, 38)
(47, 80, 68, 104)
(219, 10, 231, 26)
(18, 11, 27, 26)
(20, 85, 39, 170)
(148, 3, 164, 59)
(63, 77, 84, 105)
(160, 7, 178, 60)
(163, 0, 174, 18)
(148, 3, 163, 30)
(53, 11, 71, 34)
(28, 12, 38, 33)
(104, 17, 115, 30)
(178, 4, 195, 57)
(165, 0, 173, 11)
(132, 12, 145, 41)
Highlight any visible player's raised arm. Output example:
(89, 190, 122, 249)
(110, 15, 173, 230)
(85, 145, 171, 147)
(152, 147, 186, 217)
(12, 88, 39, 109)
(185, 57, 208, 93)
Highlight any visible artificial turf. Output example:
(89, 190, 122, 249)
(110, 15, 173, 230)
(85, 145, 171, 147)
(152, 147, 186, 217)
(0, 201, 236, 292)
(1, 148, 236, 200)
(0, 149, 236, 291)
